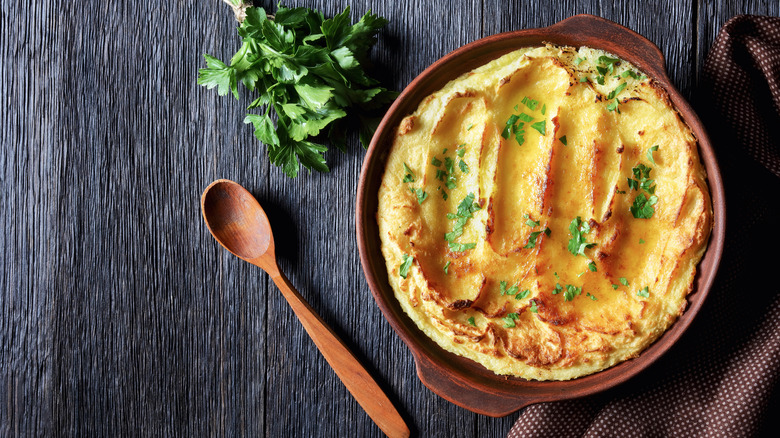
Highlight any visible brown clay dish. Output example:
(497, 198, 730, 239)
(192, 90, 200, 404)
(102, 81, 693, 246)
(356, 14, 725, 417)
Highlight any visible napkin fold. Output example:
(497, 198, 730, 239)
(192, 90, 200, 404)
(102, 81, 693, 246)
(508, 15, 780, 438)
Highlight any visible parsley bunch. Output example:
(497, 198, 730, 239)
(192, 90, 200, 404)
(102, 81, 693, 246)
(198, 4, 396, 177)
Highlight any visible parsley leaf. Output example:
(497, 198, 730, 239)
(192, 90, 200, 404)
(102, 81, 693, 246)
(414, 188, 428, 204)
(431, 156, 442, 167)
(531, 120, 546, 136)
(574, 57, 585, 65)
(445, 193, 480, 242)
(200, 5, 397, 177)
(524, 228, 550, 249)
(449, 242, 477, 252)
(568, 216, 596, 256)
(503, 312, 520, 328)
(619, 277, 629, 286)
(563, 284, 582, 302)
(647, 145, 659, 165)
(637, 286, 650, 298)
(521, 96, 539, 110)
(458, 159, 469, 173)
(588, 261, 597, 272)
(530, 301, 539, 313)
(516, 289, 530, 300)
(467, 316, 476, 326)
(402, 163, 415, 183)
(399, 254, 413, 278)
(559, 135, 568, 146)
(607, 82, 628, 100)
(612, 284, 619, 290)
(500, 281, 519, 296)
(631, 193, 658, 219)
(443, 260, 451, 274)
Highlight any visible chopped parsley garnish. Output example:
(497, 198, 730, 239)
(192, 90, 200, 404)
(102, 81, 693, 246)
(637, 286, 650, 298)
(588, 261, 597, 272)
(448, 242, 476, 252)
(619, 277, 629, 286)
(621, 70, 640, 79)
(467, 124, 474, 131)
(443, 260, 451, 274)
(441, 191, 448, 200)
(516, 289, 530, 300)
(587, 292, 597, 301)
(444, 157, 457, 189)
(559, 135, 568, 146)
(435, 169, 447, 181)
(399, 254, 413, 278)
(554, 272, 559, 279)
(639, 238, 645, 244)
(627, 163, 658, 219)
(525, 215, 540, 227)
(607, 82, 628, 100)
(458, 159, 469, 173)
(568, 216, 596, 256)
(553, 283, 563, 295)
(598, 55, 619, 69)
(563, 284, 583, 302)
(607, 100, 619, 112)
(524, 228, 551, 249)
(574, 56, 585, 65)
(531, 120, 546, 136)
(579, 77, 589, 83)
(518, 113, 534, 123)
(500, 281, 519, 296)
(647, 145, 659, 164)
(414, 188, 428, 204)
(467, 316, 476, 326)
(431, 156, 442, 167)
(503, 312, 520, 328)
(631, 193, 658, 219)
(530, 301, 538, 313)
(541, 104, 547, 115)
(502, 114, 526, 146)
(456, 143, 466, 157)
(445, 193, 480, 242)
(521, 96, 539, 110)
(595, 75, 606, 85)
(402, 163, 415, 183)
(612, 284, 619, 290)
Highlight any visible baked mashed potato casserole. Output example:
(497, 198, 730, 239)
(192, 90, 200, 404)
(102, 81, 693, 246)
(377, 44, 712, 381)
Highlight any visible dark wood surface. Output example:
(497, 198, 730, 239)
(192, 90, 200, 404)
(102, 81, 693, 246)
(1, 1, 777, 436)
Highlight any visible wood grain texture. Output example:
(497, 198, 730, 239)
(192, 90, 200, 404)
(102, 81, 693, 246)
(0, 0, 776, 437)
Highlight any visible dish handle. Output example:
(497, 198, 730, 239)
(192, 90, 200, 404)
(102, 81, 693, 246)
(413, 352, 542, 417)
(547, 14, 670, 84)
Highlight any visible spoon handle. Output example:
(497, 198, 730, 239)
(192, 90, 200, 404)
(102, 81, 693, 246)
(269, 270, 410, 438)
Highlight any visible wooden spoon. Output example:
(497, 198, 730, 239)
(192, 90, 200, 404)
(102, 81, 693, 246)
(201, 179, 409, 438)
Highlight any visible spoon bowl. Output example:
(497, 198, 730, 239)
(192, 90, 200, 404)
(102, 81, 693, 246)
(201, 180, 273, 264)
(201, 179, 409, 438)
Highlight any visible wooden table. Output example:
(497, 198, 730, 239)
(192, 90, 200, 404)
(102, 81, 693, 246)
(2, 0, 777, 436)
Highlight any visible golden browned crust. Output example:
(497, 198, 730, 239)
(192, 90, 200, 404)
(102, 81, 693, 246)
(377, 45, 712, 381)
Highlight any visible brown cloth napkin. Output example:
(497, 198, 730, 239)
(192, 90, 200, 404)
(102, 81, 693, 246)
(508, 15, 780, 438)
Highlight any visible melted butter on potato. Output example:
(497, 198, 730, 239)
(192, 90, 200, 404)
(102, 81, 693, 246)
(377, 45, 712, 381)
